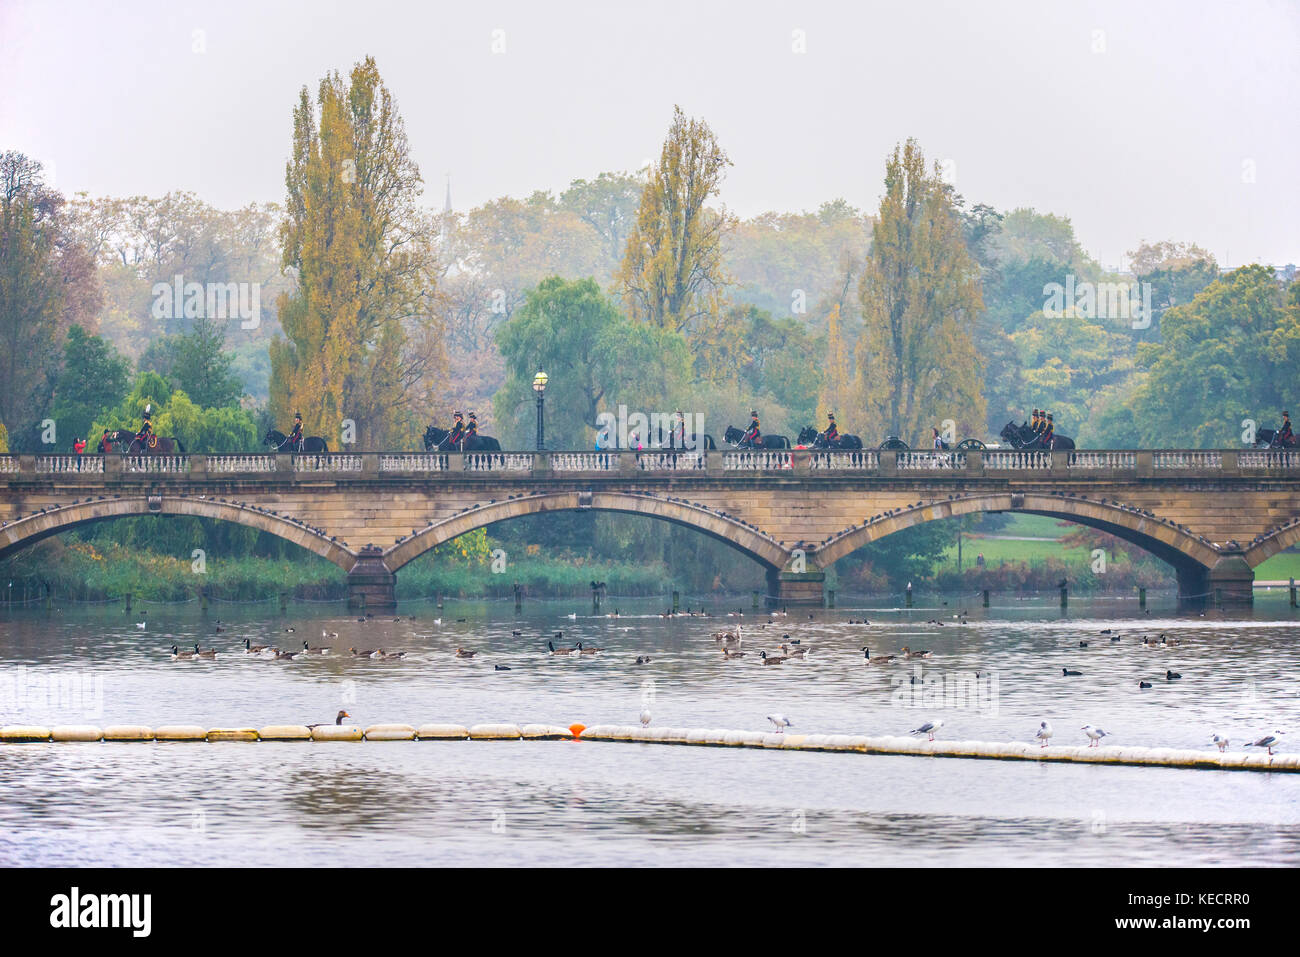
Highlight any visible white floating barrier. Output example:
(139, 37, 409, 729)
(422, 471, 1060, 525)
(467, 723, 522, 740)
(207, 728, 259, 742)
(102, 725, 153, 741)
(521, 724, 571, 740)
(310, 725, 364, 741)
(0, 725, 51, 742)
(415, 724, 469, 740)
(155, 725, 207, 741)
(50, 726, 103, 742)
(364, 724, 416, 741)
(259, 725, 312, 741)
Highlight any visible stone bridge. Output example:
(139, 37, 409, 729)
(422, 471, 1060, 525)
(2, 447, 1298, 608)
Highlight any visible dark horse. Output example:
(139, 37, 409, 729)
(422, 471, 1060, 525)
(265, 428, 330, 453)
(105, 429, 186, 455)
(423, 425, 501, 452)
(723, 425, 791, 450)
(647, 425, 716, 450)
(999, 420, 1076, 451)
(1255, 428, 1296, 449)
(796, 426, 863, 450)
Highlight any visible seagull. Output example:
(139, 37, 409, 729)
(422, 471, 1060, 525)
(640, 709, 652, 727)
(1246, 732, 1283, 756)
(1081, 725, 1108, 747)
(135, 618, 147, 630)
(1211, 734, 1229, 752)
(1034, 721, 1053, 747)
(767, 714, 793, 733)
(910, 719, 944, 741)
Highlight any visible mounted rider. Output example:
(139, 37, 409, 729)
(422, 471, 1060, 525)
(288, 412, 305, 452)
(1280, 411, 1295, 448)
(823, 411, 839, 447)
(672, 410, 687, 449)
(741, 410, 761, 448)
(465, 411, 479, 444)
(1042, 413, 1056, 449)
(135, 404, 154, 449)
(446, 410, 466, 449)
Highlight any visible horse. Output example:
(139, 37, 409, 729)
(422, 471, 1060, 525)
(796, 426, 863, 449)
(116, 431, 185, 455)
(99, 429, 135, 453)
(647, 425, 716, 450)
(1255, 428, 1296, 449)
(999, 420, 1076, 451)
(423, 425, 501, 452)
(723, 425, 790, 450)
(265, 428, 330, 453)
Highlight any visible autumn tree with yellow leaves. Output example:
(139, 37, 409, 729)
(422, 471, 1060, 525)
(855, 139, 986, 444)
(617, 106, 732, 359)
(270, 57, 444, 450)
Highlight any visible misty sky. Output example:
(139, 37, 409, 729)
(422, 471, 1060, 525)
(2, 0, 1297, 269)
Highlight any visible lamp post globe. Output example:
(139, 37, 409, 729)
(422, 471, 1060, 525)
(532, 371, 548, 450)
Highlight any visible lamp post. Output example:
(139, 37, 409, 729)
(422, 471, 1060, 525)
(532, 371, 548, 450)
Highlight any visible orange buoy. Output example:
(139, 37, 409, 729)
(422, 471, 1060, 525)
(569, 722, 586, 740)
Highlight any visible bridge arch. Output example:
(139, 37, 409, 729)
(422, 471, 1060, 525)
(811, 492, 1223, 577)
(382, 490, 789, 572)
(1244, 523, 1300, 569)
(0, 495, 356, 571)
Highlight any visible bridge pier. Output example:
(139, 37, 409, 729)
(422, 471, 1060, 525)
(348, 550, 397, 612)
(1178, 555, 1254, 606)
(766, 568, 825, 607)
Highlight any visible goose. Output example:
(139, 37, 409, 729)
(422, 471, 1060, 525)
(900, 646, 932, 659)
(547, 640, 574, 656)
(243, 638, 270, 654)
(301, 640, 329, 654)
(455, 648, 477, 658)
(1081, 725, 1109, 747)
(722, 646, 746, 659)
(1142, 637, 1159, 648)
(767, 714, 793, 733)
(1138, 680, 1152, 689)
(348, 647, 372, 657)
(307, 710, 350, 729)
(1062, 668, 1082, 676)
(576, 642, 603, 655)
(780, 644, 808, 659)
(758, 650, 787, 665)
(169, 644, 196, 660)
(1166, 670, 1182, 681)
(1211, 734, 1229, 752)
(194, 644, 217, 659)
(1034, 721, 1053, 747)
(1161, 635, 1181, 648)
(1246, 733, 1283, 755)
(863, 647, 895, 665)
(910, 719, 944, 741)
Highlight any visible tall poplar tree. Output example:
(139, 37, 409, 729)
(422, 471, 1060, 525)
(270, 57, 443, 450)
(855, 139, 986, 443)
(616, 106, 732, 354)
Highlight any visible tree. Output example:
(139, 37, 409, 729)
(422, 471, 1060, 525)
(855, 139, 986, 443)
(92, 371, 259, 452)
(617, 106, 732, 352)
(558, 172, 644, 268)
(493, 277, 688, 449)
(50, 326, 130, 447)
(139, 314, 242, 408)
(0, 152, 101, 446)
(270, 56, 445, 450)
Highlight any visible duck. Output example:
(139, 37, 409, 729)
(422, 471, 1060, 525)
(273, 648, 298, 660)
(1062, 668, 1082, 676)
(321, 630, 339, 640)
(194, 643, 217, 659)
(374, 649, 406, 660)
(780, 644, 808, 659)
(494, 664, 511, 671)
(1078, 640, 1089, 648)
(862, 647, 895, 665)
(348, 647, 372, 657)
(634, 656, 652, 665)
(1138, 680, 1152, 689)
(767, 714, 793, 733)
(548, 640, 574, 656)
(307, 710, 350, 729)
(455, 648, 477, 658)
(910, 719, 944, 741)
(758, 650, 787, 665)
(1081, 725, 1109, 747)
(169, 644, 196, 661)
(900, 646, 932, 659)
(576, 642, 603, 655)
(243, 638, 270, 654)
(1166, 670, 1182, 681)
(301, 640, 329, 654)
(722, 645, 746, 659)
(135, 617, 147, 630)
(284, 627, 296, 634)
(1034, 721, 1053, 747)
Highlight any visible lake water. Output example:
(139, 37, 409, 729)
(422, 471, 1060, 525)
(2, 591, 1298, 866)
